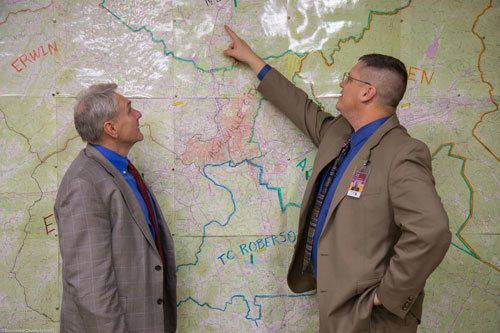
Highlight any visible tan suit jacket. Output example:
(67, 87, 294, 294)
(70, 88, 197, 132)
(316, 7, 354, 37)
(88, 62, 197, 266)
(54, 145, 176, 332)
(258, 69, 451, 332)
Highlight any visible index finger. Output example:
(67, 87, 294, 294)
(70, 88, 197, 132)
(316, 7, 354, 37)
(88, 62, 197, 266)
(224, 25, 239, 41)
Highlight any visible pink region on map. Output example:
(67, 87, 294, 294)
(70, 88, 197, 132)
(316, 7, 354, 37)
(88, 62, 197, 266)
(426, 37, 439, 59)
(273, 162, 284, 173)
(181, 91, 260, 166)
(181, 135, 228, 165)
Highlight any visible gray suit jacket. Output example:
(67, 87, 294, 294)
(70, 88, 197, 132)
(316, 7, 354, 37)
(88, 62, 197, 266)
(54, 145, 176, 332)
(258, 69, 451, 332)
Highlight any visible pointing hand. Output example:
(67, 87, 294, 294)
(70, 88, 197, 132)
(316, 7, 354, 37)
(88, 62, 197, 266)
(223, 25, 266, 74)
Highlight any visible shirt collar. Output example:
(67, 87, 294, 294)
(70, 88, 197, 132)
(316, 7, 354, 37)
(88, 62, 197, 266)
(90, 144, 129, 175)
(351, 116, 390, 148)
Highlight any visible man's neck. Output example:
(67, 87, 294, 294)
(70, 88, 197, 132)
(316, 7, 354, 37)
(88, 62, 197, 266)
(347, 107, 394, 132)
(91, 140, 131, 157)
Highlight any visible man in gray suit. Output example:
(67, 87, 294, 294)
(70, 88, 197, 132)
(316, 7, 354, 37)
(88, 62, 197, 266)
(54, 84, 176, 332)
(223, 26, 451, 332)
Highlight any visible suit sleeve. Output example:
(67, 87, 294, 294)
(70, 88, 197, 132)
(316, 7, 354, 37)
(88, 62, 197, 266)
(376, 140, 451, 319)
(257, 68, 342, 147)
(54, 178, 128, 332)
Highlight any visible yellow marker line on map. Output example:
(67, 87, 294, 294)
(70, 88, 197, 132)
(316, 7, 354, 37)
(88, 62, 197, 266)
(257, 248, 267, 252)
(401, 103, 410, 107)
(173, 101, 183, 106)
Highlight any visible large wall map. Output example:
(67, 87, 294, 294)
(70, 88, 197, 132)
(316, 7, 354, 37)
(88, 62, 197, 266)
(0, 0, 498, 331)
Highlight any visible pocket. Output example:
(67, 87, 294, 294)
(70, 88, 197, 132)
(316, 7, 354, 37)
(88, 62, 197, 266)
(119, 296, 127, 312)
(356, 274, 383, 294)
(408, 310, 421, 325)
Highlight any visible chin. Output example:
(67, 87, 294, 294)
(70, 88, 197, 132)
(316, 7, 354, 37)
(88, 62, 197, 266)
(335, 102, 342, 113)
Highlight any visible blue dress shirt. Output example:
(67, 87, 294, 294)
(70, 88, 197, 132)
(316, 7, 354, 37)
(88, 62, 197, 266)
(257, 64, 272, 81)
(311, 117, 390, 276)
(91, 144, 157, 240)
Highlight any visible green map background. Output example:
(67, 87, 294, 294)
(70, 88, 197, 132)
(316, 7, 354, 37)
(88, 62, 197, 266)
(0, 0, 498, 331)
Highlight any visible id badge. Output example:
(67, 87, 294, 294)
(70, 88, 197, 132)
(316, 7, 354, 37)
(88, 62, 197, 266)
(347, 164, 371, 198)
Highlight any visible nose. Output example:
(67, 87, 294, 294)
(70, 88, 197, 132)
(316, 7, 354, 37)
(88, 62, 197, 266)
(339, 80, 345, 89)
(134, 109, 142, 119)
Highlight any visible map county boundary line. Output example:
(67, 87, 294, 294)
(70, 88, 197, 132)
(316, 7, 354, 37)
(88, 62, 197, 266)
(432, 142, 499, 272)
(0, 1, 53, 26)
(295, 0, 412, 111)
(471, 0, 499, 162)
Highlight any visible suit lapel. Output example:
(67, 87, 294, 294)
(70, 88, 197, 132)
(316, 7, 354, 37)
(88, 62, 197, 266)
(320, 115, 401, 237)
(312, 117, 353, 178)
(84, 145, 159, 254)
(297, 117, 352, 237)
(145, 182, 171, 241)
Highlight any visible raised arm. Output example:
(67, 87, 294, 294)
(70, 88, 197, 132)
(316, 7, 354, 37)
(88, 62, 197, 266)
(223, 25, 267, 75)
(223, 25, 346, 146)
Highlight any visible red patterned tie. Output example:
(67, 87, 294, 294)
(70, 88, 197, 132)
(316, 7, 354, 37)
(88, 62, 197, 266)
(127, 160, 164, 263)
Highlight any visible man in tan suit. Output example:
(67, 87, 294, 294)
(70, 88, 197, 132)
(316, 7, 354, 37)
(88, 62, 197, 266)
(54, 84, 176, 332)
(223, 26, 451, 332)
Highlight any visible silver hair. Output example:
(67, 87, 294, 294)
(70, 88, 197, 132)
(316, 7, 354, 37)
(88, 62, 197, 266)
(74, 83, 119, 142)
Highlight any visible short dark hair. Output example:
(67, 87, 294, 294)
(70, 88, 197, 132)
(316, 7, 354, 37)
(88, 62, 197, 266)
(358, 54, 407, 107)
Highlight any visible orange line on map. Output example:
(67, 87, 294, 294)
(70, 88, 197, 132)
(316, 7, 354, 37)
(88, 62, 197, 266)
(293, 1, 498, 272)
(470, 0, 499, 162)
(0, 108, 42, 162)
(141, 123, 178, 156)
(0, 1, 53, 26)
(1, 108, 80, 165)
(295, 0, 413, 110)
(40, 135, 80, 164)
(431, 142, 499, 272)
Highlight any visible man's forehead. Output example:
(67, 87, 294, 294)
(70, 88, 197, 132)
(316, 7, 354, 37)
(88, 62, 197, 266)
(350, 61, 365, 74)
(114, 92, 130, 104)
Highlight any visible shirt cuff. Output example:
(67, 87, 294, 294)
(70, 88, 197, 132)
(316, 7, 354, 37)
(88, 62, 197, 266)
(257, 64, 272, 81)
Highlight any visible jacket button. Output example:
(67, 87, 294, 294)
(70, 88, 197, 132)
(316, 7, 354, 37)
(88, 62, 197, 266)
(155, 265, 162, 271)
(157, 298, 163, 304)
(408, 295, 414, 301)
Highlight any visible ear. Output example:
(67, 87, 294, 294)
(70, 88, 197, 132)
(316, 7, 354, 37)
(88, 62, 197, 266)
(360, 85, 376, 102)
(103, 120, 118, 139)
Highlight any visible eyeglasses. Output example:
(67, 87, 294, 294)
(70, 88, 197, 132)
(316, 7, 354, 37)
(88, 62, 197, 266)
(342, 72, 372, 86)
